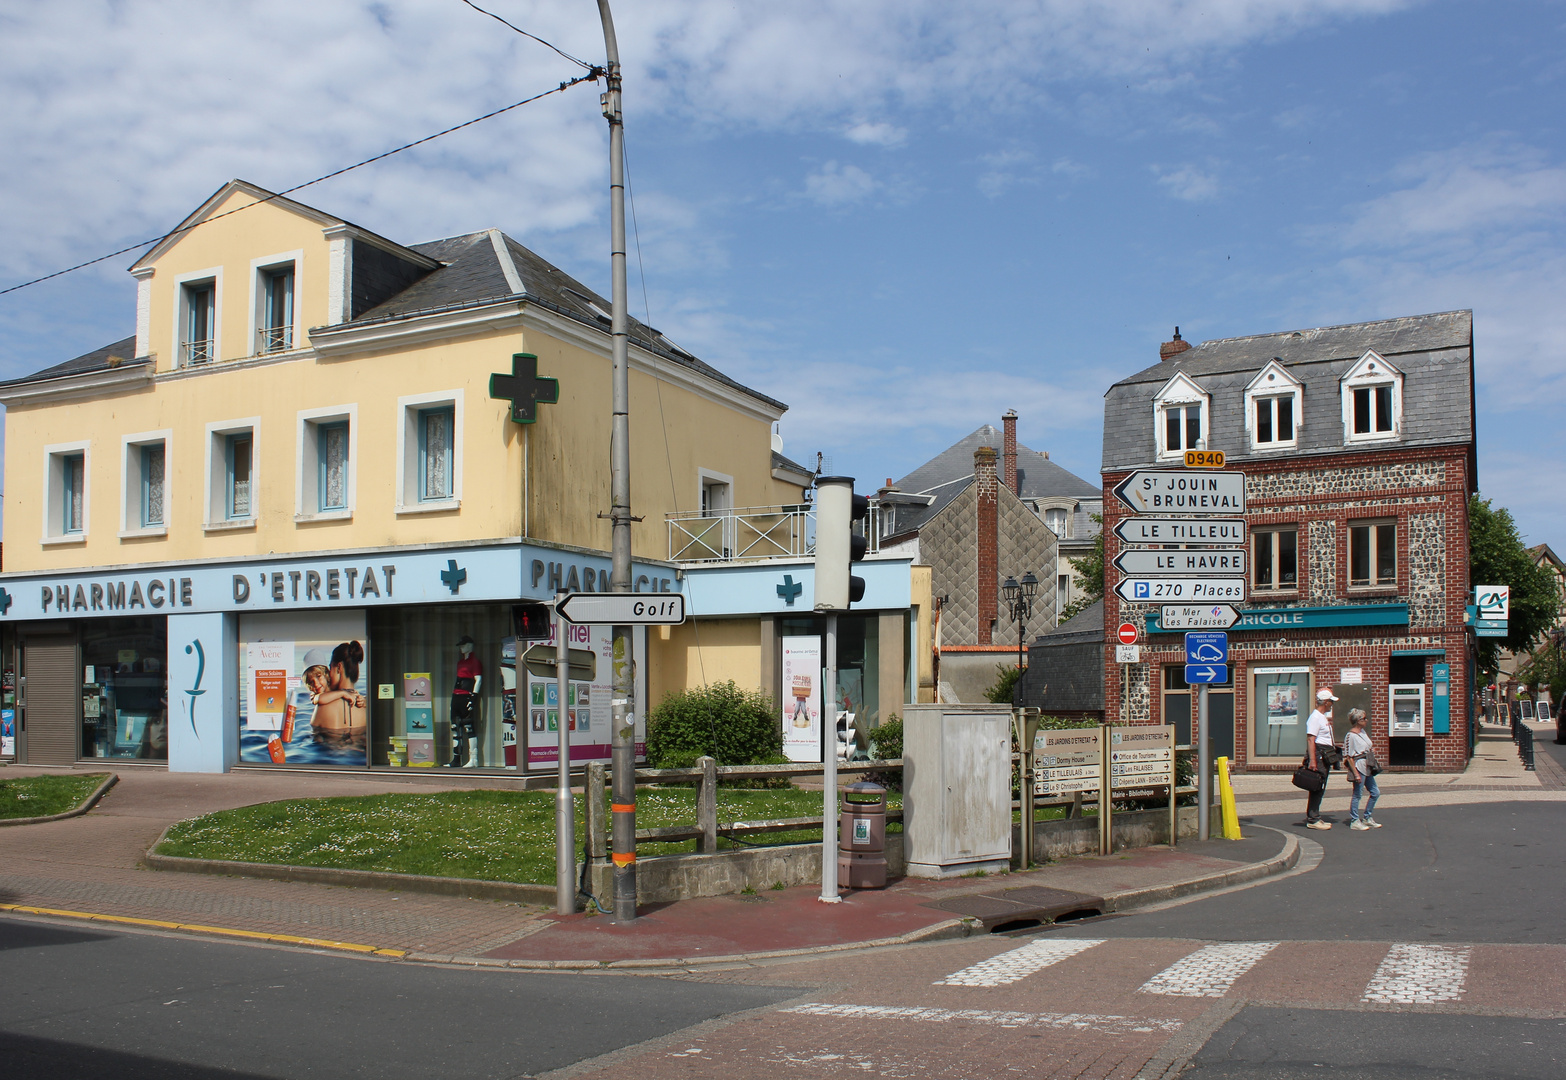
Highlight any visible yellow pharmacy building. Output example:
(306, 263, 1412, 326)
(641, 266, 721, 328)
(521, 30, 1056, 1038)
(0, 181, 915, 773)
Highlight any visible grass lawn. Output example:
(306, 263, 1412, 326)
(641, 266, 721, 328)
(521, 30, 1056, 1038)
(0, 773, 109, 820)
(155, 785, 903, 887)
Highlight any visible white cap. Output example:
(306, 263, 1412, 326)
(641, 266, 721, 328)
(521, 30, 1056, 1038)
(1317, 688, 1339, 702)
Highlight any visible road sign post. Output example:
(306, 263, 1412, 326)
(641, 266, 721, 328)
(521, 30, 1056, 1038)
(1112, 518, 1246, 546)
(1117, 622, 1139, 646)
(1114, 549, 1247, 577)
(1112, 471, 1246, 515)
(1114, 578, 1246, 604)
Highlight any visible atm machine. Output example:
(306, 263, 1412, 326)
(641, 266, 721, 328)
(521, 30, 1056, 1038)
(1389, 683, 1426, 767)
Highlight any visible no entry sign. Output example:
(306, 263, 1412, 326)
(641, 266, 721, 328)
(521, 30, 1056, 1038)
(1117, 622, 1138, 646)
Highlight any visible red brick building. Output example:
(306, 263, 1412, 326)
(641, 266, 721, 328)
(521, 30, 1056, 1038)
(1100, 312, 1476, 772)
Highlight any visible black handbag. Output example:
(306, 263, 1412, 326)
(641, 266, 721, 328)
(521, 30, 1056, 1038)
(1292, 760, 1325, 791)
(1363, 747, 1383, 776)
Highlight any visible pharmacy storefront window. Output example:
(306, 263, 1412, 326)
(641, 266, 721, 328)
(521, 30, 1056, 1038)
(238, 610, 370, 767)
(778, 613, 881, 756)
(81, 617, 168, 761)
(1251, 666, 1314, 761)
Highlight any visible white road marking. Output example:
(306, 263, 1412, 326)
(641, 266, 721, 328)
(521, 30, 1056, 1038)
(1362, 943, 1472, 1003)
(1139, 941, 1280, 997)
(783, 1002, 1183, 1035)
(933, 937, 1105, 987)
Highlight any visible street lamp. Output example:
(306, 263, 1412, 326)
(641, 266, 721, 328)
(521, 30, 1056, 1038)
(1002, 571, 1039, 674)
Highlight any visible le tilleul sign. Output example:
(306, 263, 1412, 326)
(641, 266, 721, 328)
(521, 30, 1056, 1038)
(1144, 602, 1410, 634)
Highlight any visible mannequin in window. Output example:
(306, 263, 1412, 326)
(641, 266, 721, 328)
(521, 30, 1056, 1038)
(449, 635, 483, 767)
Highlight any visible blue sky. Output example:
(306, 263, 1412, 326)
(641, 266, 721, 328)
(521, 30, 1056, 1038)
(2, 1, 1563, 544)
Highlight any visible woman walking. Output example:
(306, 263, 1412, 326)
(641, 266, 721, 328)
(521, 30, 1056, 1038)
(1343, 707, 1382, 830)
(1303, 688, 1339, 829)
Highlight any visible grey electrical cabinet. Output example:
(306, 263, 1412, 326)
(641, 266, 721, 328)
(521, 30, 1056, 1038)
(901, 702, 1013, 878)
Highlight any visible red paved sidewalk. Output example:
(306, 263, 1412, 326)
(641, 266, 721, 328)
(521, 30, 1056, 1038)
(1, 765, 1290, 966)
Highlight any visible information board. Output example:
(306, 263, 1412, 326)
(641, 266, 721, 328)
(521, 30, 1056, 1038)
(1109, 724, 1174, 792)
(1033, 727, 1102, 797)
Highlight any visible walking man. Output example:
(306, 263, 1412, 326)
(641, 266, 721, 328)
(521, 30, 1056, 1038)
(1304, 687, 1339, 830)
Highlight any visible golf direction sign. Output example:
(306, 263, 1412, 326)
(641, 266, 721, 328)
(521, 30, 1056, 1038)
(556, 593, 686, 625)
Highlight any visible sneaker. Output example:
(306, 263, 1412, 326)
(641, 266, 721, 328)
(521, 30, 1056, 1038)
(1350, 820, 1370, 831)
(1364, 817, 1383, 828)
(1306, 820, 1333, 830)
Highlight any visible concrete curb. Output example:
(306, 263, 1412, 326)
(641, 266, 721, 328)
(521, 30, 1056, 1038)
(1100, 829, 1300, 913)
(142, 824, 557, 907)
(0, 772, 118, 828)
(402, 916, 984, 972)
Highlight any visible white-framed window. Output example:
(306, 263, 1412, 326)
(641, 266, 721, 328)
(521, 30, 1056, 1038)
(1152, 371, 1209, 459)
(1349, 518, 1397, 589)
(1056, 573, 1069, 618)
(204, 417, 259, 530)
(1245, 360, 1302, 452)
(43, 441, 91, 543)
(173, 266, 222, 367)
(121, 429, 172, 537)
(296, 404, 357, 521)
(1340, 350, 1403, 444)
(250, 250, 302, 355)
(396, 390, 464, 513)
(699, 468, 733, 516)
(1037, 498, 1076, 538)
(1252, 526, 1298, 592)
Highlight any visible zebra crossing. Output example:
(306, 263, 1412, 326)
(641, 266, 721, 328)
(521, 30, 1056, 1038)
(935, 937, 1479, 1003)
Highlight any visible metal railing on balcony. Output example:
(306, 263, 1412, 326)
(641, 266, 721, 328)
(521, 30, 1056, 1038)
(257, 325, 293, 354)
(666, 503, 885, 563)
(181, 338, 214, 366)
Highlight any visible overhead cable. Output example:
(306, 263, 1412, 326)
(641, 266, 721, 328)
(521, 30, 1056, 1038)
(455, 0, 594, 69)
(1, 71, 602, 298)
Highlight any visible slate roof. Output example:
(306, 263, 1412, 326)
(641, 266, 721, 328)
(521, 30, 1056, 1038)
(1102, 311, 1475, 471)
(883, 425, 1101, 538)
(1014, 599, 1105, 712)
(0, 336, 142, 387)
(346, 230, 786, 410)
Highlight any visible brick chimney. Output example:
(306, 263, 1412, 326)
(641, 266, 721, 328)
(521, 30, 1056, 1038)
(1160, 326, 1191, 362)
(1002, 410, 1019, 496)
(975, 446, 999, 645)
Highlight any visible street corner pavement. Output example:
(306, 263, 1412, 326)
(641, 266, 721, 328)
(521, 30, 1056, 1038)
(475, 827, 1295, 969)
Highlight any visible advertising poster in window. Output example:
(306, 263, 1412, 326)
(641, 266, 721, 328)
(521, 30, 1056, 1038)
(523, 620, 644, 770)
(781, 635, 822, 762)
(1, 708, 13, 757)
(1266, 684, 1299, 726)
(239, 611, 369, 766)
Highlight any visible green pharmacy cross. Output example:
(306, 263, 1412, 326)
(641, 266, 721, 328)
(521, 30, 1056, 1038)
(490, 352, 559, 424)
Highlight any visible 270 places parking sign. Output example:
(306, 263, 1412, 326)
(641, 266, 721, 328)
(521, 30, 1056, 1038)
(1113, 578, 1247, 603)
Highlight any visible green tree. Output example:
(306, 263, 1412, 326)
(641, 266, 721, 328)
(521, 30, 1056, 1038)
(984, 663, 1023, 704)
(1057, 512, 1104, 623)
(1469, 496, 1560, 674)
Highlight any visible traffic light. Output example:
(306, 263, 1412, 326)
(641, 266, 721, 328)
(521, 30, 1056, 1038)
(513, 602, 553, 640)
(814, 476, 869, 611)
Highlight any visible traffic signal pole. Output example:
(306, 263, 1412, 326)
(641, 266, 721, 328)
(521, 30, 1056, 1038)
(555, 605, 575, 915)
(821, 614, 840, 903)
(597, 0, 637, 922)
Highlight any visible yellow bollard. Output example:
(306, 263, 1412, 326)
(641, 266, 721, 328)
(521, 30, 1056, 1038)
(1216, 756, 1242, 840)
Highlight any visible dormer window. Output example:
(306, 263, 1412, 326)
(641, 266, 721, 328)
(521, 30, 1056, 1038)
(1152, 371, 1209, 459)
(1245, 360, 1302, 452)
(1341, 350, 1403, 444)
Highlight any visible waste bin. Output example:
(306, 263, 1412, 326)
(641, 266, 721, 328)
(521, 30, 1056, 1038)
(837, 781, 887, 889)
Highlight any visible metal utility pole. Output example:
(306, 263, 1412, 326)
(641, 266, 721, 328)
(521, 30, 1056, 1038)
(597, 0, 636, 922)
(555, 605, 574, 915)
(1197, 683, 1211, 841)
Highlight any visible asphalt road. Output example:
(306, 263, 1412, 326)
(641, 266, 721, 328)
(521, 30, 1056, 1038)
(1051, 801, 1565, 944)
(0, 919, 798, 1080)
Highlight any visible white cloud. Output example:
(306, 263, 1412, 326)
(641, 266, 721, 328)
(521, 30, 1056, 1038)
(1154, 162, 1222, 201)
(978, 149, 1039, 198)
(844, 121, 907, 147)
(1340, 144, 1566, 248)
(1052, 157, 1095, 180)
(802, 161, 879, 206)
